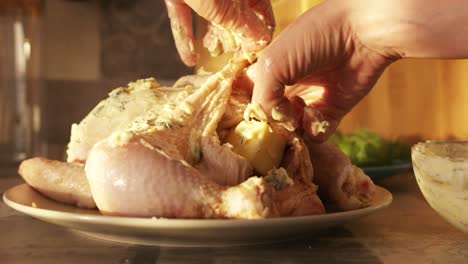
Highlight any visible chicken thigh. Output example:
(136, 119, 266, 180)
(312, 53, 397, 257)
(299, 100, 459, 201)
(86, 137, 276, 218)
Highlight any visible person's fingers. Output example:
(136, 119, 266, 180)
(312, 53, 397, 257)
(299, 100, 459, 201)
(252, 1, 393, 141)
(203, 23, 239, 56)
(302, 106, 332, 139)
(284, 82, 343, 141)
(285, 84, 325, 106)
(248, 0, 275, 31)
(164, 0, 198, 67)
(284, 71, 368, 140)
(244, 0, 275, 51)
(185, 0, 274, 54)
(301, 60, 389, 141)
(232, 65, 256, 94)
(252, 5, 336, 112)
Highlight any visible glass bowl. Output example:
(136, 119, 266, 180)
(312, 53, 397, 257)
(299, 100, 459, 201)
(412, 141, 468, 233)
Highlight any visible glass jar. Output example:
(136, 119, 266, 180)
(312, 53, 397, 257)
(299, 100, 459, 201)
(0, 0, 42, 166)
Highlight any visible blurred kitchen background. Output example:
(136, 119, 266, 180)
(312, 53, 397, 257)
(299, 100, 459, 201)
(37, 0, 194, 159)
(2, 0, 468, 163)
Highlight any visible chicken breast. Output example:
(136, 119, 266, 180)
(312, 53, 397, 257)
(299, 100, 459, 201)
(67, 74, 213, 163)
(66, 78, 187, 162)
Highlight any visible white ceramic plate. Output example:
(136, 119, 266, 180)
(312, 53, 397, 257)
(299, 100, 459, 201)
(3, 184, 392, 247)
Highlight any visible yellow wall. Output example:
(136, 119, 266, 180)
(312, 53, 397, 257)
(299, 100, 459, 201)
(340, 59, 468, 141)
(272, 0, 323, 35)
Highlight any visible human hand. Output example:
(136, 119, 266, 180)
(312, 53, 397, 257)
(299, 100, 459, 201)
(252, 0, 397, 142)
(164, 0, 275, 67)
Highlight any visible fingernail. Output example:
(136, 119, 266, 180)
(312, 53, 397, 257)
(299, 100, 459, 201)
(271, 99, 290, 122)
(244, 102, 268, 122)
(303, 107, 329, 136)
(271, 99, 300, 132)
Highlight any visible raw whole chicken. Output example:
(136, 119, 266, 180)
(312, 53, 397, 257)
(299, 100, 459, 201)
(19, 56, 378, 219)
(19, 59, 375, 218)
(18, 59, 306, 218)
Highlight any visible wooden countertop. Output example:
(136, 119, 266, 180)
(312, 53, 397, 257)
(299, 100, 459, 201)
(1, 167, 467, 264)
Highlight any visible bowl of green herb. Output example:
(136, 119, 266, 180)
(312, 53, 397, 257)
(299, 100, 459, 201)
(331, 130, 412, 180)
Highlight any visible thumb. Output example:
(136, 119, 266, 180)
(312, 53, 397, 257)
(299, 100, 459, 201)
(164, 0, 198, 67)
(252, 2, 342, 110)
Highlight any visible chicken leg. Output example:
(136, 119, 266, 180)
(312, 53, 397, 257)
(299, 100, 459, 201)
(85, 138, 276, 218)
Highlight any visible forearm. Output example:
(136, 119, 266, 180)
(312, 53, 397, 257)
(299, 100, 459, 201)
(346, 0, 468, 59)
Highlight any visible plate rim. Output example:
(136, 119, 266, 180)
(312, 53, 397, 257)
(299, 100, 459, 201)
(3, 183, 393, 229)
(363, 162, 412, 172)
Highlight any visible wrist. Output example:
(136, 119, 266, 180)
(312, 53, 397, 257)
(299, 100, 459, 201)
(345, 0, 468, 60)
(343, 0, 407, 60)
